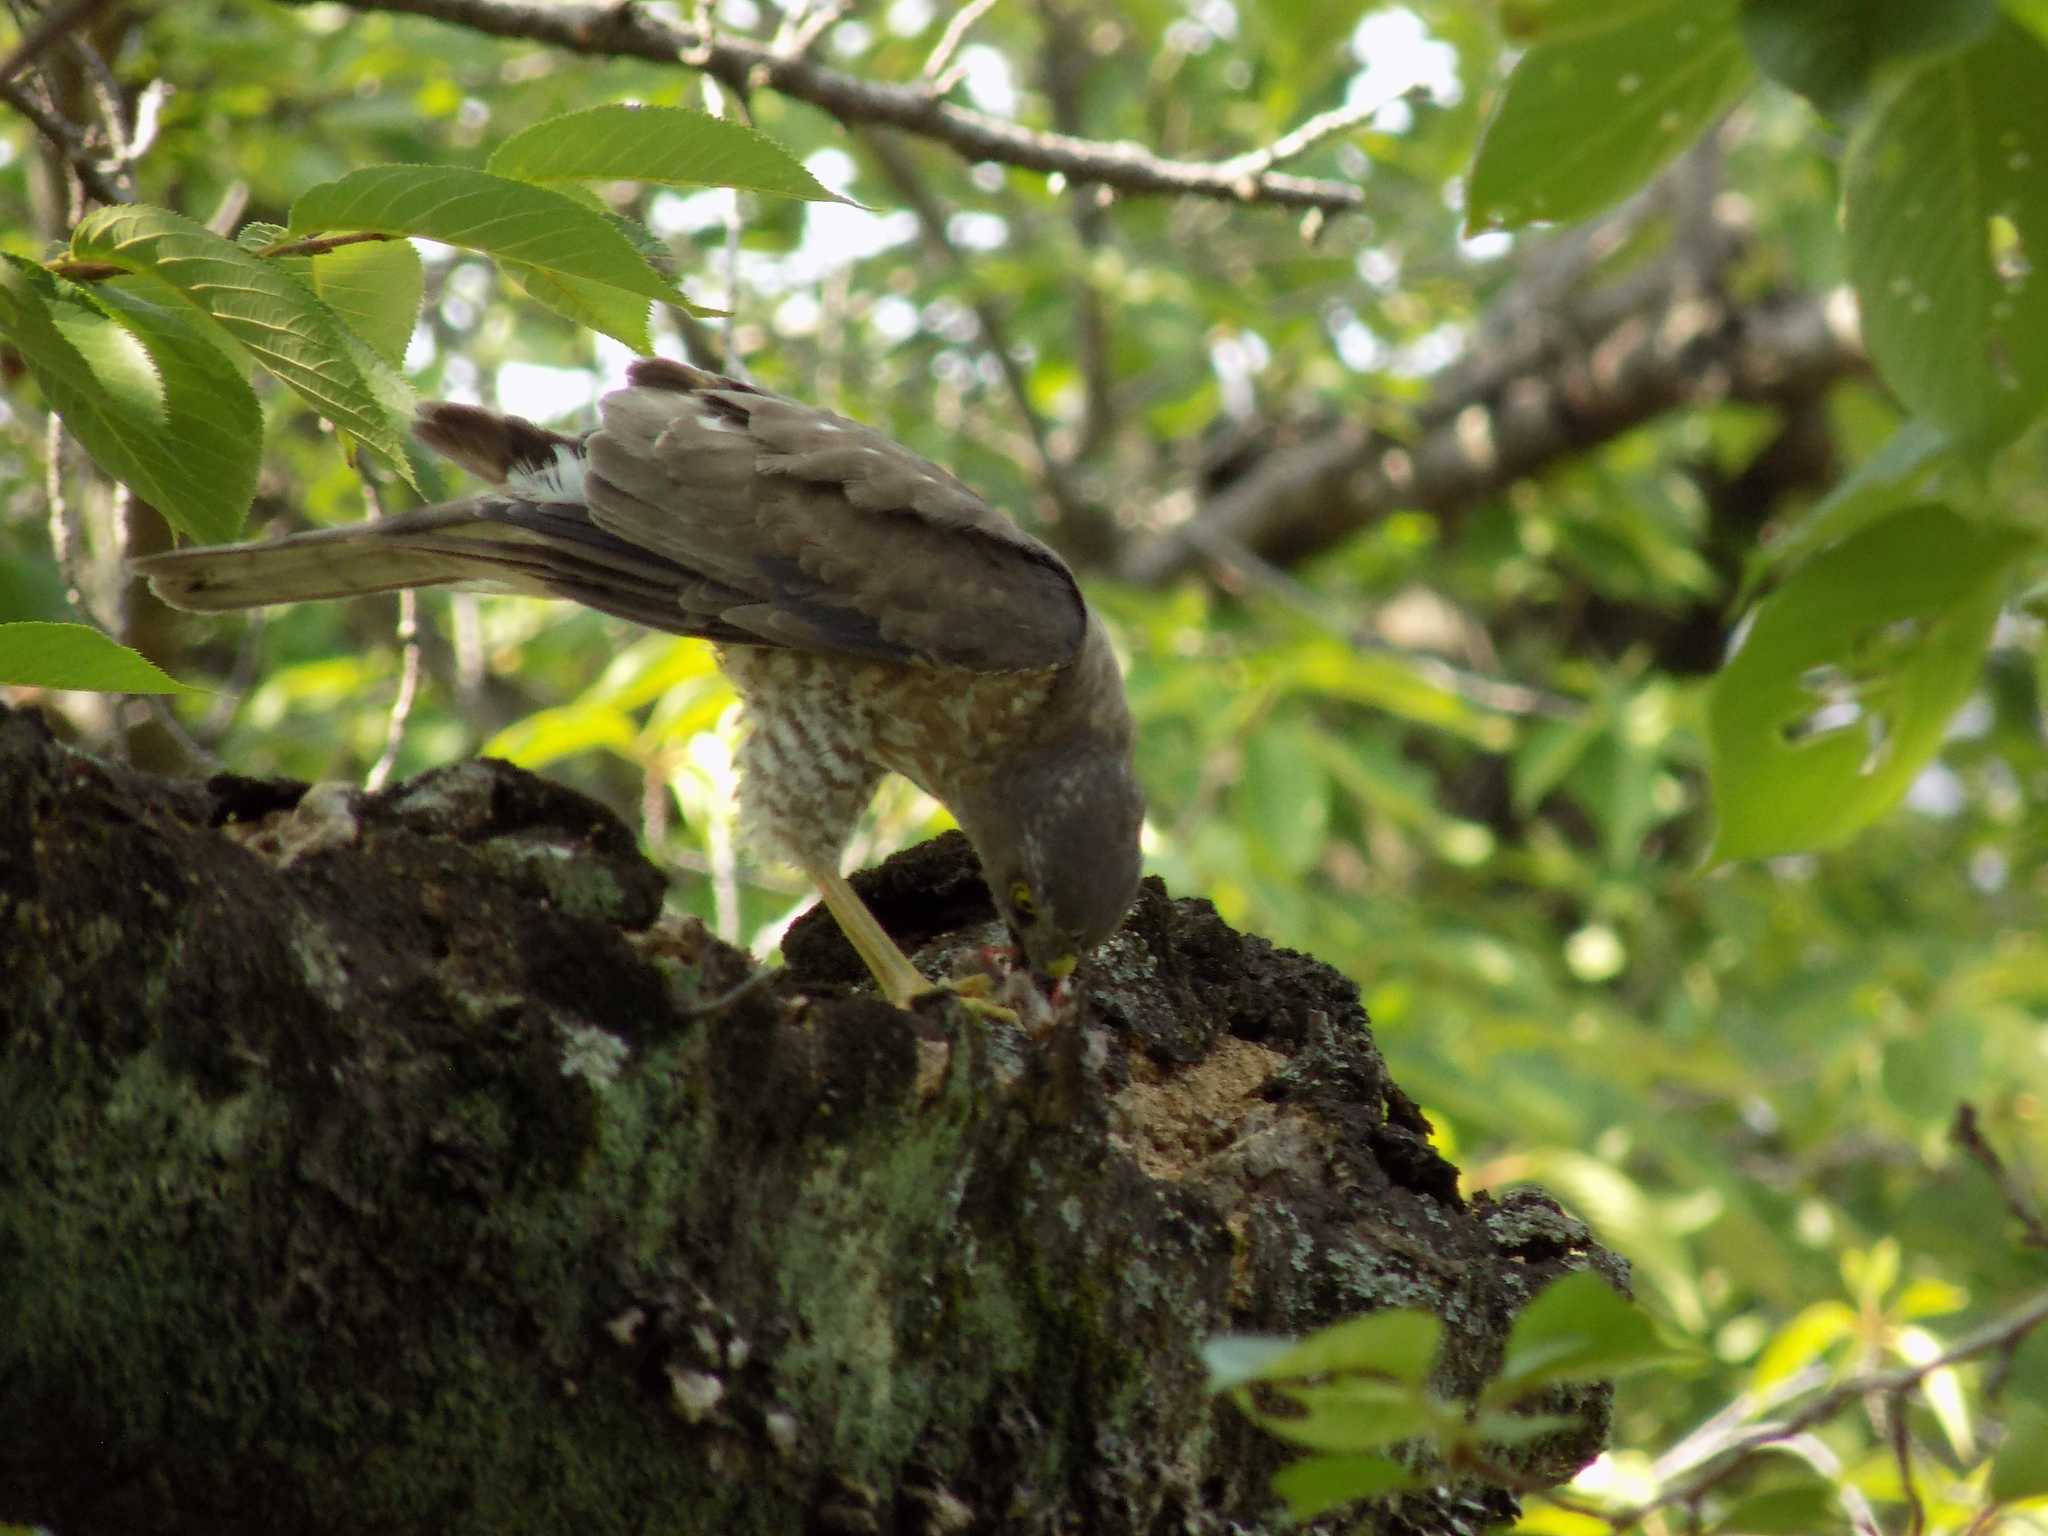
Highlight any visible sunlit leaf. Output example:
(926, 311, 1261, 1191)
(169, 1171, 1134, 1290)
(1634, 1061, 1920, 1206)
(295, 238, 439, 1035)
(1468, 0, 1753, 230)
(1494, 1271, 1674, 1397)
(1205, 1310, 1445, 1392)
(308, 237, 425, 367)
(0, 257, 261, 543)
(1844, 19, 2048, 450)
(490, 104, 852, 203)
(1269, 1453, 1419, 1520)
(1236, 1378, 1430, 1453)
(0, 621, 201, 694)
(68, 204, 416, 487)
(289, 166, 698, 336)
(1707, 504, 2033, 863)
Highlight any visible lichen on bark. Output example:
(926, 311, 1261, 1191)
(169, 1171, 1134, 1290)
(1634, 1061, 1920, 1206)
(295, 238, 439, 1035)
(0, 703, 1620, 1534)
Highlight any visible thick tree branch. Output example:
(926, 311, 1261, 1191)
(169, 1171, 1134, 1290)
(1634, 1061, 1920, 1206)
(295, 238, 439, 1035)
(0, 705, 1621, 1534)
(1122, 280, 1865, 585)
(272, 0, 1366, 211)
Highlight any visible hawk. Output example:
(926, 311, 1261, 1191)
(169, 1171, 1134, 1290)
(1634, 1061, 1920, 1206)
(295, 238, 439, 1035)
(137, 359, 1145, 1012)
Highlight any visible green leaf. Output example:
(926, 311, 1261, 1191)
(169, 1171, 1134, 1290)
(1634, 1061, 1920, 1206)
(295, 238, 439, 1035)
(501, 261, 654, 355)
(1467, 0, 1753, 230)
(1269, 1454, 1419, 1520)
(67, 204, 416, 488)
(1738, 0, 1997, 117)
(1745, 418, 1946, 599)
(489, 104, 851, 203)
(1992, 1401, 2048, 1501)
(1494, 1270, 1673, 1396)
(1500, 0, 1674, 44)
(1715, 1473, 1842, 1534)
(1205, 1310, 1445, 1392)
(0, 621, 201, 694)
(1706, 504, 2033, 863)
(0, 257, 261, 544)
(1238, 1378, 1431, 1453)
(309, 238, 424, 368)
(1844, 20, 2048, 450)
(289, 166, 692, 324)
(1242, 722, 1330, 877)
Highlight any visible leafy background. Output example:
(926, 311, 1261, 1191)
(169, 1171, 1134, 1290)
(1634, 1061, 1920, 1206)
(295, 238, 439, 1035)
(2, 0, 2046, 1529)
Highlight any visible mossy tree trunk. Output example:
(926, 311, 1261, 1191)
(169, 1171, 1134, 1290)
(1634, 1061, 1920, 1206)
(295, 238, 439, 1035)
(0, 704, 1618, 1535)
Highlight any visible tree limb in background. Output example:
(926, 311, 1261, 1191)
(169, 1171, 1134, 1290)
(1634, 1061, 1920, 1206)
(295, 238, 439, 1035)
(1123, 278, 1865, 585)
(273, 0, 1366, 211)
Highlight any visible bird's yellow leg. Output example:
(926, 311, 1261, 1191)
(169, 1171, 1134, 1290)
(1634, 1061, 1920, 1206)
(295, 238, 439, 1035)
(805, 866, 1016, 1021)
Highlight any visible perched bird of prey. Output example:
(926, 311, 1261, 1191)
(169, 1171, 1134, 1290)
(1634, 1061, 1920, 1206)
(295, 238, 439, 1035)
(138, 358, 1145, 1011)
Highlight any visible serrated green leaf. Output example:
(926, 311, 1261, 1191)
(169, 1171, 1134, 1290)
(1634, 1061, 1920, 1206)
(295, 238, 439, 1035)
(0, 257, 261, 543)
(490, 104, 851, 204)
(1706, 504, 2034, 863)
(1269, 1454, 1419, 1520)
(1468, 0, 1753, 231)
(1493, 1270, 1673, 1396)
(290, 166, 688, 309)
(1738, 0, 1996, 117)
(310, 238, 424, 367)
(501, 260, 654, 353)
(67, 204, 415, 489)
(0, 621, 201, 694)
(1844, 20, 2048, 451)
(1992, 1402, 2048, 1502)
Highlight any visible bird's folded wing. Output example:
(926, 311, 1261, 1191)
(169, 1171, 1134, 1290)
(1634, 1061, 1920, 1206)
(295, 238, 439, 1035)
(586, 359, 1088, 674)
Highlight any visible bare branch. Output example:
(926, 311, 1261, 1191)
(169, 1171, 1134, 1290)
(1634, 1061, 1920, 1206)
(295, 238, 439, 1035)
(1121, 279, 1866, 585)
(0, 0, 123, 84)
(1953, 1103, 2048, 1252)
(923, 0, 998, 88)
(272, 0, 1365, 211)
(859, 126, 1088, 530)
(0, 76, 128, 203)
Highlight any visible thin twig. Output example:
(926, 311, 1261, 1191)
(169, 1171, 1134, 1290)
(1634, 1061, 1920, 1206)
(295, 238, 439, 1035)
(0, 0, 121, 84)
(0, 76, 127, 203)
(1208, 84, 1420, 185)
(271, 0, 1365, 211)
(1572, 1289, 2048, 1530)
(773, 0, 849, 63)
(858, 125, 1089, 528)
(922, 0, 997, 89)
(1886, 1393, 1924, 1536)
(360, 474, 422, 793)
(1953, 1103, 2048, 1250)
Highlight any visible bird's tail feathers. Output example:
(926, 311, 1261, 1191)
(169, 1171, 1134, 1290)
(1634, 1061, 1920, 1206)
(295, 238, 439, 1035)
(136, 503, 564, 612)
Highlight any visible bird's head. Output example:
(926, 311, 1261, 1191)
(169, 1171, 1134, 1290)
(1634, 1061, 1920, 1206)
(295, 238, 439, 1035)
(956, 737, 1145, 986)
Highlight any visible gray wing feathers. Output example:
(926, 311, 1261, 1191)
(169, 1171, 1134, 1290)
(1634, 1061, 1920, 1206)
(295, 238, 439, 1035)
(586, 361, 1086, 671)
(142, 358, 1086, 673)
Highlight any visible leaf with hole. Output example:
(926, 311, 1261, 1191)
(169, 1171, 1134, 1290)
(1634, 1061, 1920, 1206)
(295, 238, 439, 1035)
(1467, 0, 1753, 230)
(1845, 19, 2048, 451)
(0, 621, 201, 694)
(1706, 503, 2033, 863)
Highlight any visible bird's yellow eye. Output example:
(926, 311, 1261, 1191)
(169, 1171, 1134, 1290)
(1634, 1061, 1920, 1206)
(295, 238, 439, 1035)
(1010, 881, 1038, 922)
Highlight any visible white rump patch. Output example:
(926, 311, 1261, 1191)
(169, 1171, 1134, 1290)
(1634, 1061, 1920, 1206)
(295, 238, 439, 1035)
(505, 443, 588, 505)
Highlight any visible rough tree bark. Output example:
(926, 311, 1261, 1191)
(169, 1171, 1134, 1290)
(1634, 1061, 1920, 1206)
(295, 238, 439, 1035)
(0, 703, 1623, 1534)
